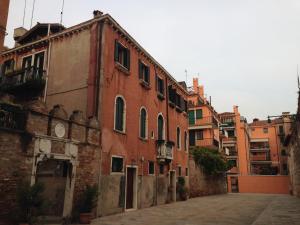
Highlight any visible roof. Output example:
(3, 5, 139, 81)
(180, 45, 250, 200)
(17, 23, 65, 45)
(1, 14, 188, 95)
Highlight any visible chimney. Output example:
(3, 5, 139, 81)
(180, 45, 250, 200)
(199, 85, 204, 99)
(193, 78, 199, 93)
(93, 10, 103, 18)
(253, 118, 259, 122)
(13, 27, 27, 47)
(0, 0, 10, 51)
(233, 105, 239, 114)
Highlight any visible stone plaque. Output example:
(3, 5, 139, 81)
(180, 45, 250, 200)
(54, 123, 66, 138)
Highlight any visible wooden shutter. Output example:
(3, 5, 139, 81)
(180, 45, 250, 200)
(155, 75, 158, 91)
(196, 109, 203, 119)
(188, 110, 195, 125)
(126, 48, 130, 70)
(114, 40, 119, 62)
(138, 59, 142, 79)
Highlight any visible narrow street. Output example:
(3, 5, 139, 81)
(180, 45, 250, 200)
(93, 194, 300, 225)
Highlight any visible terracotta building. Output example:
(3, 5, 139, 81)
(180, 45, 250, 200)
(0, 0, 10, 51)
(0, 11, 189, 221)
(220, 107, 292, 194)
(188, 78, 220, 150)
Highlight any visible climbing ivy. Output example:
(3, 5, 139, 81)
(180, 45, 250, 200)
(191, 147, 232, 175)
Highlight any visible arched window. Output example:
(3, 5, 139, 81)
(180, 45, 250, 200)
(140, 107, 147, 139)
(177, 127, 181, 149)
(184, 131, 188, 151)
(114, 96, 126, 132)
(157, 114, 164, 140)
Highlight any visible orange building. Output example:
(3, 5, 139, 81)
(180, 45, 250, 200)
(0, 0, 10, 51)
(0, 11, 189, 217)
(220, 107, 292, 194)
(188, 78, 220, 150)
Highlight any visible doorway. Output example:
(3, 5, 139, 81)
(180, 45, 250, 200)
(125, 166, 137, 210)
(36, 159, 69, 216)
(169, 170, 176, 202)
(231, 177, 239, 193)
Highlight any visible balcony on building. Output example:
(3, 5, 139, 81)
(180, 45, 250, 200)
(250, 139, 270, 152)
(188, 116, 219, 130)
(156, 140, 174, 162)
(0, 103, 27, 132)
(224, 146, 238, 158)
(250, 152, 271, 164)
(194, 137, 219, 149)
(0, 66, 46, 96)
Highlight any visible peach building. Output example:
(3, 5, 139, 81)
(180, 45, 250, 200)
(187, 78, 220, 150)
(220, 107, 292, 194)
(0, 11, 189, 217)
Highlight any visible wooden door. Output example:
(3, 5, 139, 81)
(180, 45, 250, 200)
(126, 168, 134, 209)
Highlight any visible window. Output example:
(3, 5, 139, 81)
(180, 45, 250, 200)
(188, 110, 195, 125)
(148, 161, 154, 175)
(114, 96, 126, 132)
(157, 114, 164, 140)
(34, 52, 45, 70)
(139, 107, 147, 139)
(186, 168, 189, 176)
(178, 166, 182, 176)
(156, 75, 165, 97)
(281, 149, 287, 156)
(196, 109, 203, 119)
(263, 127, 268, 134)
(111, 156, 124, 173)
(184, 131, 188, 151)
(114, 40, 130, 70)
(183, 100, 188, 112)
(1, 59, 15, 75)
(139, 60, 150, 85)
(227, 130, 235, 137)
(177, 127, 181, 149)
(196, 130, 203, 140)
(159, 164, 164, 174)
(22, 55, 32, 69)
(279, 125, 284, 134)
(168, 85, 176, 104)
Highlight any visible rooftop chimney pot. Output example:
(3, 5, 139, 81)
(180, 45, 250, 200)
(93, 10, 103, 18)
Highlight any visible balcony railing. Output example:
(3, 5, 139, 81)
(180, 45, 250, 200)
(156, 140, 173, 161)
(196, 138, 219, 148)
(0, 66, 46, 95)
(0, 103, 27, 131)
(222, 136, 237, 143)
(250, 148, 270, 152)
(190, 116, 219, 128)
(250, 154, 271, 162)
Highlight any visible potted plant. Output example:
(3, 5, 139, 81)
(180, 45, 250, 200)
(16, 182, 44, 225)
(79, 184, 98, 224)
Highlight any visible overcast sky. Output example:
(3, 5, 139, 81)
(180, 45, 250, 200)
(5, 0, 300, 121)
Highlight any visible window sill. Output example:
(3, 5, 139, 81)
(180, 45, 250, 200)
(139, 79, 151, 90)
(139, 137, 148, 142)
(169, 102, 175, 108)
(176, 106, 183, 113)
(114, 129, 126, 135)
(115, 62, 130, 75)
(111, 171, 125, 175)
(157, 92, 165, 101)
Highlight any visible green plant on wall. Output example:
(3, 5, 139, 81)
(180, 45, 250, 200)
(191, 146, 232, 175)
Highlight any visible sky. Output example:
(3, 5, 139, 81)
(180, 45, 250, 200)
(4, 0, 300, 121)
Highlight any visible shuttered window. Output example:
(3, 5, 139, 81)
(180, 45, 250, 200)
(139, 60, 150, 85)
(188, 110, 195, 125)
(177, 127, 181, 149)
(114, 40, 130, 70)
(140, 108, 147, 139)
(158, 115, 164, 140)
(156, 75, 165, 96)
(196, 109, 203, 119)
(115, 97, 125, 132)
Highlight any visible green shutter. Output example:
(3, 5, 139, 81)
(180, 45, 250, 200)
(196, 109, 203, 119)
(188, 111, 195, 125)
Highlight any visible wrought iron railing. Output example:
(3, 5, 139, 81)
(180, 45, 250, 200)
(0, 103, 26, 131)
(0, 66, 46, 92)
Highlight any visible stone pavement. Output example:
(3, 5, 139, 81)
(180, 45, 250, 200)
(92, 193, 300, 225)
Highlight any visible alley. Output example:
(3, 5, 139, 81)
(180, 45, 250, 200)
(93, 194, 300, 225)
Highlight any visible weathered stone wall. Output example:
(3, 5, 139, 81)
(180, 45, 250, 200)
(0, 101, 100, 224)
(189, 157, 227, 197)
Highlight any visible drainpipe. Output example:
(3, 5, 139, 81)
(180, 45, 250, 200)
(43, 40, 52, 103)
(165, 77, 170, 141)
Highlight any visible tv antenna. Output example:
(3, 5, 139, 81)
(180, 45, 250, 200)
(185, 69, 188, 83)
(60, 0, 65, 24)
(30, 0, 36, 28)
(22, 0, 27, 27)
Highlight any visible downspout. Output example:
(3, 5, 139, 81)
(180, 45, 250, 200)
(165, 77, 170, 141)
(96, 20, 105, 217)
(43, 38, 52, 103)
(274, 125, 281, 174)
